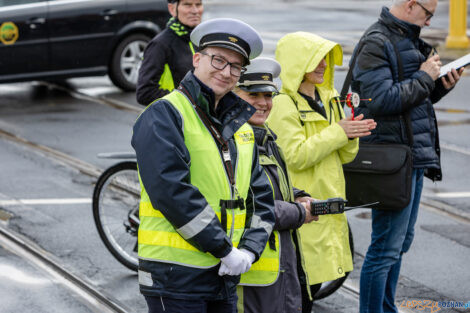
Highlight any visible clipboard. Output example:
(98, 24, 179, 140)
(439, 53, 470, 78)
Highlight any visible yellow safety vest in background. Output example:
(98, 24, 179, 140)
(138, 90, 254, 268)
(158, 42, 195, 92)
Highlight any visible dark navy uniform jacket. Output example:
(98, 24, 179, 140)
(132, 72, 275, 300)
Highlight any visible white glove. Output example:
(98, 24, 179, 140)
(218, 248, 255, 276)
(218, 263, 230, 276)
(240, 249, 255, 264)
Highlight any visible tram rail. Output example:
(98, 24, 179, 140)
(0, 224, 132, 313)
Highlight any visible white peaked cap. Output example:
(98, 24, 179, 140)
(191, 18, 263, 63)
(238, 57, 281, 92)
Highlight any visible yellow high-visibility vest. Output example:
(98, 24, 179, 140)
(239, 128, 293, 286)
(158, 42, 195, 92)
(138, 90, 254, 268)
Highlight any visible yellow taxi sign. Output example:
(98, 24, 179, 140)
(0, 22, 19, 45)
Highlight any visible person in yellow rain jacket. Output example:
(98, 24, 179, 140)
(266, 32, 376, 313)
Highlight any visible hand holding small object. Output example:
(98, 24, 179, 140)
(295, 196, 319, 223)
(420, 54, 441, 80)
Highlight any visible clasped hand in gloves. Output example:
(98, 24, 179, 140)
(218, 248, 255, 276)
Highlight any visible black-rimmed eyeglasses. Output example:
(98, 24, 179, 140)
(416, 1, 433, 21)
(199, 51, 247, 77)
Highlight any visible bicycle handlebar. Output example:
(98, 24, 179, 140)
(97, 152, 136, 160)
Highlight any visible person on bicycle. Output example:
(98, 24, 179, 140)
(233, 57, 318, 313)
(136, 0, 203, 106)
(132, 18, 275, 313)
(266, 32, 376, 313)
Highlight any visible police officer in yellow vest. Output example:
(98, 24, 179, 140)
(132, 18, 275, 313)
(234, 57, 318, 313)
(136, 0, 203, 106)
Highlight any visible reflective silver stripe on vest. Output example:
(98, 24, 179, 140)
(176, 204, 216, 240)
(250, 215, 273, 236)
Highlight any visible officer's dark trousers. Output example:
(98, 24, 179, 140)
(145, 295, 238, 313)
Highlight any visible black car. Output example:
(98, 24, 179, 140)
(0, 0, 169, 90)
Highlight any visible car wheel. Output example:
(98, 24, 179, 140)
(109, 34, 151, 91)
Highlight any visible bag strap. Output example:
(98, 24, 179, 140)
(341, 32, 414, 147)
(340, 39, 367, 99)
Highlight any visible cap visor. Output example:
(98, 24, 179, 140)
(204, 43, 250, 65)
(239, 84, 277, 93)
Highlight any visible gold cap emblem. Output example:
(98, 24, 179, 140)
(228, 36, 238, 43)
(262, 75, 270, 81)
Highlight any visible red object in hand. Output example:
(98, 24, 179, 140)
(345, 93, 355, 120)
(343, 93, 369, 120)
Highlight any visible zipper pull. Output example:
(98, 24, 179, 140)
(222, 148, 231, 162)
(232, 185, 240, 199)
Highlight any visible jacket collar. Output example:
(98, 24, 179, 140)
(252, 125, 278, 155)
(252, 124, 276, 144)
(291, 91, 329, 115)
(252, 125, 268, 148)
(179, 72, 255, 141)
(379, 6, 421, 40)
(167, 17, 193, 41)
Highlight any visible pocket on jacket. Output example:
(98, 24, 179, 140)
(299, 111, 325, 123)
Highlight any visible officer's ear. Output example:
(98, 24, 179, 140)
(193, 51, 202, 69)
(168, 3, 177, 17)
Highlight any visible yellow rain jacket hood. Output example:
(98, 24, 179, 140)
(267, 32, 358, 286)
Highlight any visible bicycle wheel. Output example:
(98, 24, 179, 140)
(313, 222, 354, 300)
(93, 161, 139, 271)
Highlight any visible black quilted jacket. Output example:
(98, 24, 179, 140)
(351, 7, 449, 180)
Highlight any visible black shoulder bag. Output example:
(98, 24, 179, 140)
(341, 38, 413, 211)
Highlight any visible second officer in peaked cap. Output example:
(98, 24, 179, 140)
(235, 57, 319, 313)
(132, 17, 275, 313)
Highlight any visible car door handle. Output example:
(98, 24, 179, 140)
(26, 17, 46, 29)
(26, 17, 46, 25)
(101, 9, 119, 16)
(101, 9, 119, 21)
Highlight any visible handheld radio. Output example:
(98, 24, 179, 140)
(309, 198, 347, 215)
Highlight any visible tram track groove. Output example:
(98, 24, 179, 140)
(0, 224, 132, 313)
(0, 128, 102, 178)
(39, 81, 142, 114)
